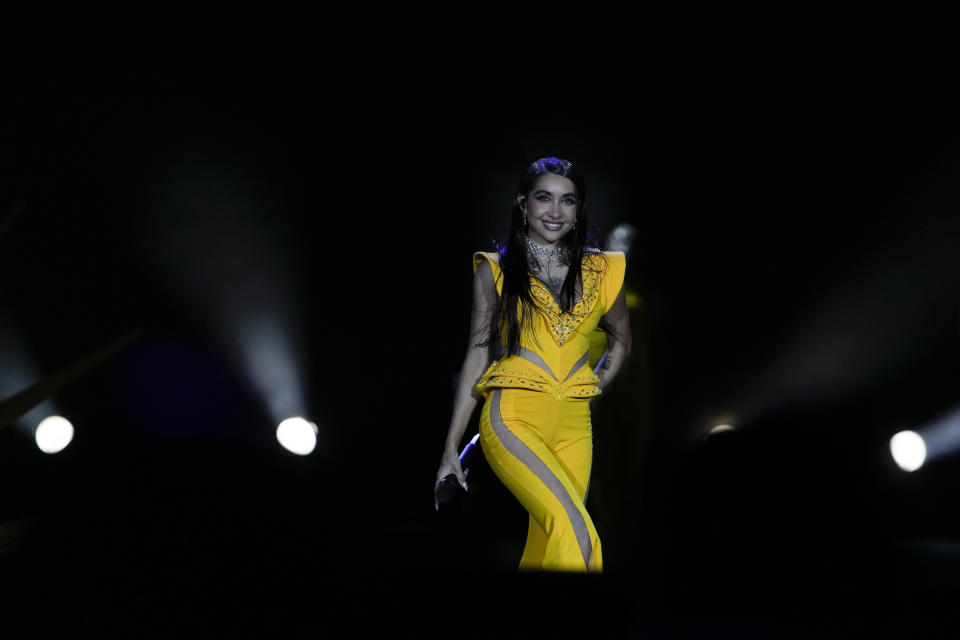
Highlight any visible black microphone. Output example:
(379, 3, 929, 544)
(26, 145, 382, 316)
(436, 433, 479, 504)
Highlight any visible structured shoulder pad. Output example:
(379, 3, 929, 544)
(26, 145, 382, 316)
(473, 251, 503, 296)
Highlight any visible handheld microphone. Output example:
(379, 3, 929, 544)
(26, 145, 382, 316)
(435, 433, 479, 504)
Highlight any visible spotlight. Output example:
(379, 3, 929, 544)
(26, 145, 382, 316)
(35, 415, 74, 454)
(276, 417, 318, 455)
(890, 430, 926, 472)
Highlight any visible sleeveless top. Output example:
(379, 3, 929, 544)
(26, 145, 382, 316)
(473, 250, 627, 401)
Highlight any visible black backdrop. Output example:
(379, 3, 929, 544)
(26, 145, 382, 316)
(2, 4, 960, 636)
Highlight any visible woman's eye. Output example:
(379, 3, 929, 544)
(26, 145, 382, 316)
(563, 198, 577, 205)
(536, 195, 550, 201)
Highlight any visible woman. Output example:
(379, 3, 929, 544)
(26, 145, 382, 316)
(434, 157, 631, 573)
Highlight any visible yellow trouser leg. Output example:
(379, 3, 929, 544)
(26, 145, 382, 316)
(518, 516, 547, 569)
(479, 388, 602, 573)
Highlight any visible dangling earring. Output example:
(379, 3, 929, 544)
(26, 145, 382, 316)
(522, 209, 528, 227)
(572, 221, 577, 230)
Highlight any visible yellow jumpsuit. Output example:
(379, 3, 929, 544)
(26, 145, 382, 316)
(473, 249, 626, 573)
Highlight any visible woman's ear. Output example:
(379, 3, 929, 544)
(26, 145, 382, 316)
(516, 194, 526, 212)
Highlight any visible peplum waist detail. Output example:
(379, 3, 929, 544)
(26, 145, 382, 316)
(475, 348, 601, 400)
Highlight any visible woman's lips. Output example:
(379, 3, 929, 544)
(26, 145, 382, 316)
(543, 221, 564, 231)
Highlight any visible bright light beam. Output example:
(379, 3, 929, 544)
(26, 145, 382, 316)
(912, 403, 960, 462)
(140, 154, 312, 447)
(237, 312, 305, 426)
(729, 205, 960, 428)
(0, 312, 58, 434)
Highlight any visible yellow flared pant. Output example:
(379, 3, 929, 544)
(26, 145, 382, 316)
(479, 387, 602, 572)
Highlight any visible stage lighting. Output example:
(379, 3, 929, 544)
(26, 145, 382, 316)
(709, 423, 735, 435)
(35, 415, 74, 454)
(890, 430, 926, 472)
(276, 417, 318, 455)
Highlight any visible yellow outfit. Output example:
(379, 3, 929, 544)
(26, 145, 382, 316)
(473, 249, 626, 572)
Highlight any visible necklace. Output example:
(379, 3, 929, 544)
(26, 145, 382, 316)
(525, 236, 565, 260)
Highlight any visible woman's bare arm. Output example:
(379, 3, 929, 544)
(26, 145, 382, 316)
(594, 283, 632, 393)
(435, 260, 498, 501)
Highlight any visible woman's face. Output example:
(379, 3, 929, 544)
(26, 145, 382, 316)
(517, 173, 578, 247)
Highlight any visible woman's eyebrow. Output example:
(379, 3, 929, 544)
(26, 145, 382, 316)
(533, 189, 577, 198)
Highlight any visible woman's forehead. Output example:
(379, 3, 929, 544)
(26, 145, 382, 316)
(530, 172, 576, 193)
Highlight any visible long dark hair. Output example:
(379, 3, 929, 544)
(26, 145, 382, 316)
(484, 157, 605, 358)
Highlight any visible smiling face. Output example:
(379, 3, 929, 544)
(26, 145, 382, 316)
(517, 172, 579, 248)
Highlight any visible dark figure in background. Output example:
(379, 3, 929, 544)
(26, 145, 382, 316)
(586, 222, 655, 567)
(434, 157, 631, 572)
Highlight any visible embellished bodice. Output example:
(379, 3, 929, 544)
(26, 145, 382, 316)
(472, 249, 626, 400)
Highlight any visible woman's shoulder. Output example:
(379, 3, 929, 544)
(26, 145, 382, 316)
(473, 250, 500, 262)
(473, 250, 501, 274)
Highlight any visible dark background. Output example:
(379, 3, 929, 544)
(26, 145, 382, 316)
(2, 4, 960, 636)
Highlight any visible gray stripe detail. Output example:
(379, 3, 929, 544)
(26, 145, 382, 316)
(490, 388, 593, 570)
(517, 347, 558, 381)
(563, 350, 591, 382)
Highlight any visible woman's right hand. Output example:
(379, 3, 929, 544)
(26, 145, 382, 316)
(434, 449, 468, 510)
